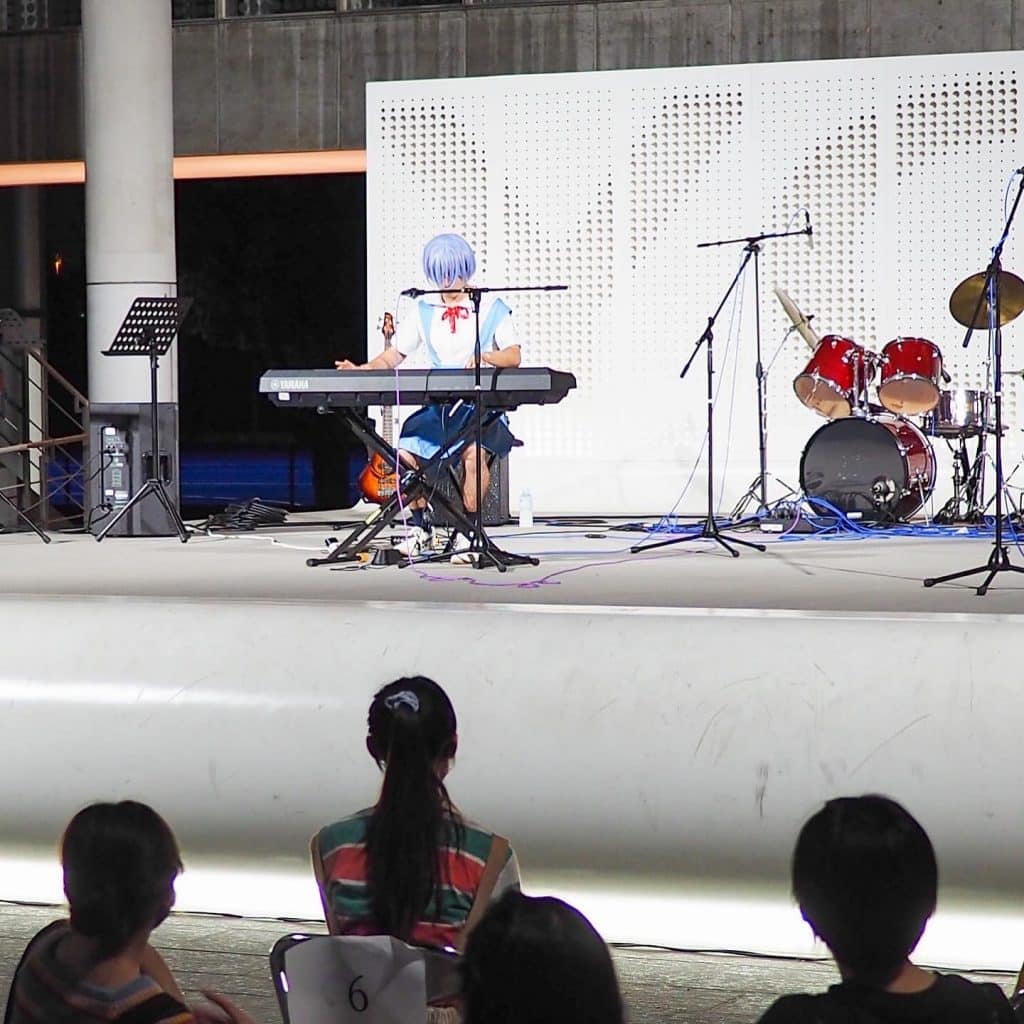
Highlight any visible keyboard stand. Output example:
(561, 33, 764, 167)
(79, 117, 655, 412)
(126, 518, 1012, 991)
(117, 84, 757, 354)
(307, 407, 538, 572)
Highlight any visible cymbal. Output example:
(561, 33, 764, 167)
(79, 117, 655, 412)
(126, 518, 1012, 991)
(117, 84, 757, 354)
(949, 271, 1024, 328)
(774, 287, 820, 351)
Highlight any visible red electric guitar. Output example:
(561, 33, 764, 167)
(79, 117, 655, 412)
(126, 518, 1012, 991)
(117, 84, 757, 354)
(357, 312, 400, 504)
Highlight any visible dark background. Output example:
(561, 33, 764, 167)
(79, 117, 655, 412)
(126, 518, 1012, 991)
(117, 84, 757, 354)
(41, 174, 369, 515)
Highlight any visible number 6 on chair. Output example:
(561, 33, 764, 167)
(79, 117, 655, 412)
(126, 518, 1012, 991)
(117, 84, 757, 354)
(271, 934, 432, 1024)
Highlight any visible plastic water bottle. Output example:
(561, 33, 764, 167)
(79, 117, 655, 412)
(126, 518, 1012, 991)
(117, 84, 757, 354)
(518, 488, 534, 529)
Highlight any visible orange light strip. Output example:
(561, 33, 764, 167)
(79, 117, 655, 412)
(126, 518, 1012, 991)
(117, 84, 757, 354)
(0, 150, 367, 187)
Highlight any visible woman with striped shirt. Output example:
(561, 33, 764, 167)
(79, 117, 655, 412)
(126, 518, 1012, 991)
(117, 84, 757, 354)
(313, 676, 520, 950)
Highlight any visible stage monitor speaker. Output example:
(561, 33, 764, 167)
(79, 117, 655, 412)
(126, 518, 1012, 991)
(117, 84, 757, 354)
(87, 403, 181, 537)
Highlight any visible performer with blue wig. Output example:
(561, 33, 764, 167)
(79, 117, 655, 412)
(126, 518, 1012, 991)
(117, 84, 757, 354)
(336, 233, 521, 559)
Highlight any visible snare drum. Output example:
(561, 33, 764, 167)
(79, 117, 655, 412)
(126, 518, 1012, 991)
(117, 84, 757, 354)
(878, 337, 942, 416)
(921, 388, 990, 437)
(793, 336, 874, 419)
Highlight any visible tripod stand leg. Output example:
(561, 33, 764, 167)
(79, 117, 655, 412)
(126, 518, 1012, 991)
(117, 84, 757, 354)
(95, 482, 153, 541)
(0, 489, 51, 544)
(150, 481, 191, 543)
(95, 480, 190, 543)
(924, 545, 1024, 594)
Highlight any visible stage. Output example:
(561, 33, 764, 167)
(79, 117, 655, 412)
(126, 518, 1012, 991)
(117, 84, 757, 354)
(4, 513, 1024, 969)
(5, 511, 1024, 613)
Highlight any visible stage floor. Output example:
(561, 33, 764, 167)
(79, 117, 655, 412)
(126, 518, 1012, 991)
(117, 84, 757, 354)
(4, 511, 1024, 615)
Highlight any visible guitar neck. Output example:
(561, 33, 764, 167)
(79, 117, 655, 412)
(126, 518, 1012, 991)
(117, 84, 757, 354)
(380, 313, 395, 446)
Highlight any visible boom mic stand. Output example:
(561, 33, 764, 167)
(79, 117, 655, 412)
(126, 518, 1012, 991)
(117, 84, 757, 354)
(632, 220, 809, 559)
(633, 241, 769, 558)
(399, 282, 566, 572)
(924, 172, 1024, 595)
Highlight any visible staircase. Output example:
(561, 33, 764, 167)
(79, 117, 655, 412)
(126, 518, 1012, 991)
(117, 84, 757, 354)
(0, 309, 89, 532)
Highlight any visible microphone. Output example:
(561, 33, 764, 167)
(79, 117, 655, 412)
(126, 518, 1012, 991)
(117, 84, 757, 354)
(942, 367, 952, 384)
(805, 211, 814, 251)
(400, 287, 425, 298)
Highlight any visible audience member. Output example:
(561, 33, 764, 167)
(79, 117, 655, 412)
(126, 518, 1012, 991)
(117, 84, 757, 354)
(312, 675, 520, 949)
(5, 801, 254, 1024)
(757, 794, 1015, 1023)
(461, 890, 624, 1024)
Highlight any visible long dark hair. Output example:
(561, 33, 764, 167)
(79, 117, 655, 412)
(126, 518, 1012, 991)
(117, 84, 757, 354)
(62, 801, 182, 958)
(792, 794, 937, 984)
(462, 891, 625, 1024)
(364, 676, 462, 939)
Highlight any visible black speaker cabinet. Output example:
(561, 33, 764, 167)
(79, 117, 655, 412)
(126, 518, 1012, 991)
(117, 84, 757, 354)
(429, 453, 510, 527)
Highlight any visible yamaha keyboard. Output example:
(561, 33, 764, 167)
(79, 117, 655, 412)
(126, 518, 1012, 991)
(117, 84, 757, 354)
(259, 366, 576, 410)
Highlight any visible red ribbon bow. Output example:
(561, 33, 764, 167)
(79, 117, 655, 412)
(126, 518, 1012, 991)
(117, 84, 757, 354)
(441, 305, 470, 334)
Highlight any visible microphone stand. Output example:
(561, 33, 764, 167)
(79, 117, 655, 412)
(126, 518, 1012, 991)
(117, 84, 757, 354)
(924, 172, 1024, 595)
(633, 222, 808, 558)
(707, 223, 810, 518)
(400, 282, 566, 571)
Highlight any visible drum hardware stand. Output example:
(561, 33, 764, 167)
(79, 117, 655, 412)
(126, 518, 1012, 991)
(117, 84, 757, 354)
(981, 447, 1024, 519)
(924, 173, 1024, 594)
(632, 234, 788, 558)
(95, 297, 192, 544)
(934, 435, 987, 524)
(392, 282, 565, 572)
(731, 322, 801, 520)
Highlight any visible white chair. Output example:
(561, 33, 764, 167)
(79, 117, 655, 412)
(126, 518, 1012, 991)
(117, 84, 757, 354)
(270, 933, 461, 1024)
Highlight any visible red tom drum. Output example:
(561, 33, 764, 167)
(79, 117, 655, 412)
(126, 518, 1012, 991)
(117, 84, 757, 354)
(793, 336, 874, 419)
(878, 337, 942, 416)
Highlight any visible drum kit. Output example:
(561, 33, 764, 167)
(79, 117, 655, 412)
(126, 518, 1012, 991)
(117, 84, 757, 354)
(778, 272, 1024, 524)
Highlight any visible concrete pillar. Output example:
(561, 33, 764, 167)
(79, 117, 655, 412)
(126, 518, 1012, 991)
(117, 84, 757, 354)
(82, 0, 177, 406)
(82, 0, 181, 535)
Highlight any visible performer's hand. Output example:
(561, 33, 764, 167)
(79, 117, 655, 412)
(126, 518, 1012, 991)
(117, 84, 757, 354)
(464, 355, 478, 369)
(335, 359, 360, 370)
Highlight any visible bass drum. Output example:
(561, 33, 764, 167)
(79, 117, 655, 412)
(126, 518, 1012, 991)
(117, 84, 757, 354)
(799, 416, 935, 521)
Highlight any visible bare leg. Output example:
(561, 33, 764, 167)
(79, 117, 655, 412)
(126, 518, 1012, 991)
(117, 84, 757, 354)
(461, 445, 490, 514)
(398, 450, 427, 510)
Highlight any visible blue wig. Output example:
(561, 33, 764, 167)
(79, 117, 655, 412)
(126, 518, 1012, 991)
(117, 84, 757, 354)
(422, 233, 476, 288)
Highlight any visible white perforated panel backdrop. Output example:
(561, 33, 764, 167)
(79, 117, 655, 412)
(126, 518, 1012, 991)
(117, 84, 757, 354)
(368, 52, 1024, 516)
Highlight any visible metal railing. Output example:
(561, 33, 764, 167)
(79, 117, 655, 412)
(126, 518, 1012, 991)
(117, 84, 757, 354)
(0, 0, 471, 32)
(0, 340, 89, 532)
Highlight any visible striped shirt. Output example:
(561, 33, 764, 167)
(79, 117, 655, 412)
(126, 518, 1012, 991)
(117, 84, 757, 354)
(316, 808, 520, 949)
(7, 921, 193, 1024)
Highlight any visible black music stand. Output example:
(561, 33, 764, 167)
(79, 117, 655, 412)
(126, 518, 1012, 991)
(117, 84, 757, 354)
(95, 297, 192, 543)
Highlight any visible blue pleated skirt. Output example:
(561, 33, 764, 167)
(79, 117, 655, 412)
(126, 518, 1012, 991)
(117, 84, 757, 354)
(398, 403, 517, 461)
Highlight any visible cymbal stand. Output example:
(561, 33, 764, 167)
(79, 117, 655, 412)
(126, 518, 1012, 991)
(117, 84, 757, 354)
(924, 173, 1024, 594)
